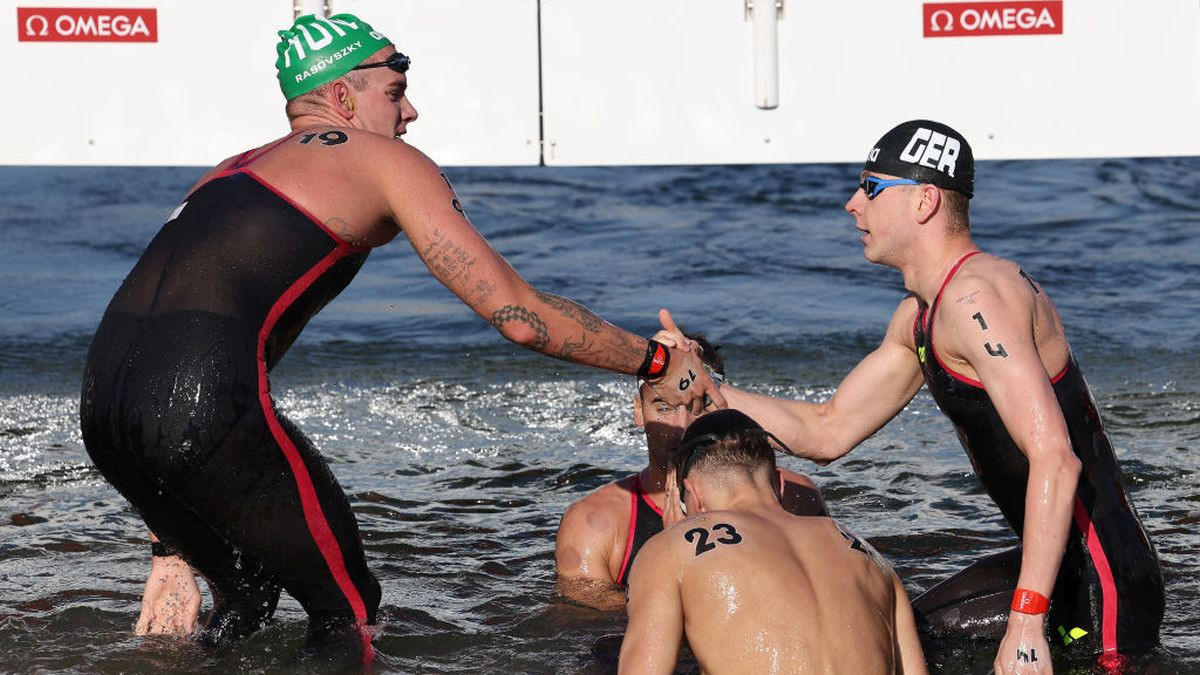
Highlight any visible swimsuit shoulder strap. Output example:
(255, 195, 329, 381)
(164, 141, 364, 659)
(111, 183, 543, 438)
(926, 250, 982, 332)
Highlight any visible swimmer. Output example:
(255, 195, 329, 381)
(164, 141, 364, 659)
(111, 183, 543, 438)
(620, 409, 927, 675)
(555, 332, 826, 611)
(79, 13, 721, 659)
(657, 120, 1164, 672)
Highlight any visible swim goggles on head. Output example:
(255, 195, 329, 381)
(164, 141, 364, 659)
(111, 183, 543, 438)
(352, 51, 410, 74)
(674, 427, 794, 500)
(859, 176, 919, 200)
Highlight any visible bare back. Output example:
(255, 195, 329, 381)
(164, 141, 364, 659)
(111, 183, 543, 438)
(623, 505, 923, 675)
(683, 512, 896, 674)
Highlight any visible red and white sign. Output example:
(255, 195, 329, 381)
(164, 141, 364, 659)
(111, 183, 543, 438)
(17, 7, 157, 42)
(924, 2, 1062, 38)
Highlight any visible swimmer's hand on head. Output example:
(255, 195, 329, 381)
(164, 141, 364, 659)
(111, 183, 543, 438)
(135, 536, 200, 637)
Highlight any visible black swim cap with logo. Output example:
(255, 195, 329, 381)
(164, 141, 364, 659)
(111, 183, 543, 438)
(863, 119, 974, 198)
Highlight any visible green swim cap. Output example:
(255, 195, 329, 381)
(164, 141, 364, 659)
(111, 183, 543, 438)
(275, 13, 393, 100)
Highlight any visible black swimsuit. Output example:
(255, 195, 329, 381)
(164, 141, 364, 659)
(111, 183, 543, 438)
(614, 475, 664, 588)
(80, 150, 380, 657)
(910, 252, 1163, 657)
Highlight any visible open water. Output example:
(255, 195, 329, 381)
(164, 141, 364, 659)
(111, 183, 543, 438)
(0, 157, 1197, 673)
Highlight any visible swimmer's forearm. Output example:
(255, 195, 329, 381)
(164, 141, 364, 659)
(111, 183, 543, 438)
(1015, 446, 1081, 599)
(485, 288, 724, 412)
(718, 386, 851, 463)
(486, 289, 646, 373)
(718, 336, 920, 463)
(556, 576, 627, 612)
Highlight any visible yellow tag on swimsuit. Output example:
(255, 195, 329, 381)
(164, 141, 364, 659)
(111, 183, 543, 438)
(1057, 625, 1089, 646)
(918, 346, 927, 364)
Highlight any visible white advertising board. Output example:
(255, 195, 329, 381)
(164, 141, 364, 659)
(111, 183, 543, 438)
(1, 0, 1197, 166)
(540, 0, 1200, 165)
(0, 0, 540, 166)
(333, 0, 542, 166)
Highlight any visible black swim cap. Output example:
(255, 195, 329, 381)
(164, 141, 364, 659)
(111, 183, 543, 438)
(863, 120, 974, 198)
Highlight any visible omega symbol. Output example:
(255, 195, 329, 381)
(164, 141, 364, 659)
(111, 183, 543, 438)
(24, 14, 50, 36)
(929, 10, 954, 32)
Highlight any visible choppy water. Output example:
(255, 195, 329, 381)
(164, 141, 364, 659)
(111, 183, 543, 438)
(1, 157, 1198, 673)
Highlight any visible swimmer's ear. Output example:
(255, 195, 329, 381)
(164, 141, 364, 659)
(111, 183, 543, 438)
(632, 393, 646, 428)
(683, 478, 705, 514)
(915, 184, 941, 225)
(331, 81, 356, 120)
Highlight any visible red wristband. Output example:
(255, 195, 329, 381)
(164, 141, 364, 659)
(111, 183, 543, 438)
(1011, 588, 1050, 614)
(637, 339, 670, 380)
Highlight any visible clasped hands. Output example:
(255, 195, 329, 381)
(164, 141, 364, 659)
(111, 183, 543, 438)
(644, 309, 725, 416)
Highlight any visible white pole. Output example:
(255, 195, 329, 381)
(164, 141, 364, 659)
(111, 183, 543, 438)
(749, 0, 780, 109)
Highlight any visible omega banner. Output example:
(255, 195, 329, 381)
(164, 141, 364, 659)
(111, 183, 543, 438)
(17, 7, 157, 42)
(924, 1, 1062, 37)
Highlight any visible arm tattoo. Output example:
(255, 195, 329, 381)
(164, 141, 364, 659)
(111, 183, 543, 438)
(532, 291, 645, 366)
(560, 333, 591, 360)
(535, 290, 603, 333)
(957, 290, 982, 305)
(471, 278, 497, 306)
(490, 305, 549, 350)
(971, 311, 989, 331)
(326, 216, 366, 246)
(560, 331, 646, 369)
(493, 292, 643, 368)
(420, 227, 477, 286)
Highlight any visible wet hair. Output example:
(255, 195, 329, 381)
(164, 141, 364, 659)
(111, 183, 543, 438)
(672, 409, 785, 498)
(689, 331, 725, 378)
(941, 188, 971, 233)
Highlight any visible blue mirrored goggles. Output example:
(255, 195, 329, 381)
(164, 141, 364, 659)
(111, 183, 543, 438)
(859, 176, 919, 200)
(351, 51, 410, 74)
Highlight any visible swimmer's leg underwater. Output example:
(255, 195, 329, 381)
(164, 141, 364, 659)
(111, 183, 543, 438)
(85, 391, 381, 653)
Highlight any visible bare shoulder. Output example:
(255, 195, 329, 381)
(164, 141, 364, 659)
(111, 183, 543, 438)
(639, 514, 705, 563)
(184, 150, 254, 195)
(557, 477, 634, 543)
(288, 127, 433, 165)
(778, 467, 827, 517)
(883, 293, 923, 350)
(829, 518, 894, 574)
(656, 511, 759, 562)
(943, 253, 1034, 308)
(625, 517, 692, 592)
